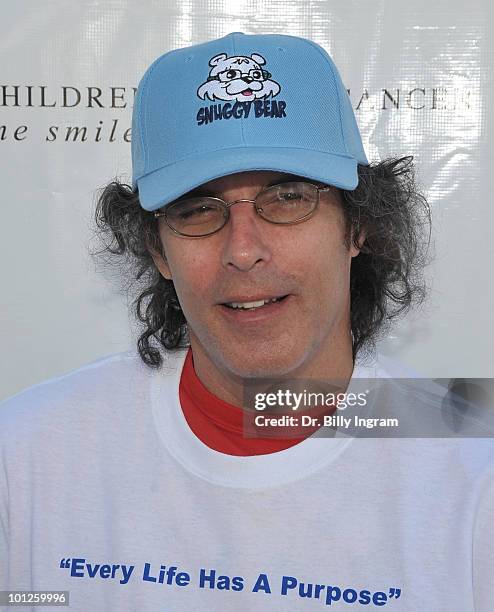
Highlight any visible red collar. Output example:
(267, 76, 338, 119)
(179, 348, 312, 456)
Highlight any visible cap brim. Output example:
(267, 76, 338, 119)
(136, 146, 359, 211)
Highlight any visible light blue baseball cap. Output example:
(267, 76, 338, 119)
(132, 32, 368, 211)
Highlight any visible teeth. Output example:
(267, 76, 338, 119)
(226, 297, 280, 310)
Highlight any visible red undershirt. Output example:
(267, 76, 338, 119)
(179, 348, 330, 456)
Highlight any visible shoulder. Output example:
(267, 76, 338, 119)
(0, 350, 138, 407)
(0, 350, 184, 445)
(357, 351, 494, 471)
(372, 351, 424, 378)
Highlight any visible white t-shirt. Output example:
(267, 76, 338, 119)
(0, 349, 493, 611)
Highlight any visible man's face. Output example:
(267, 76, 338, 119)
(153, 171, 361, 380)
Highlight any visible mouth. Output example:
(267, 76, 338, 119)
(217, 295, 292, 325)
(242, 88, 253, 96)
(221, 295, 289, 311)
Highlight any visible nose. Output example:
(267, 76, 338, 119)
(220, 201, 272, 272)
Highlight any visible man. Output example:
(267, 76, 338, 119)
(1, 32, 492, 611)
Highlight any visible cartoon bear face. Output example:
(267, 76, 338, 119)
(197, 53, 281, 102)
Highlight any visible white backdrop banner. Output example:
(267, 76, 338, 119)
(1, 0, 492, 399)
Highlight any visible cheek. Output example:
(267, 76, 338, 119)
(169, 256, 208, 298)
(294, 216, 350, 270)
(161, 239, 217, 309)
(296, 227, 353, 307)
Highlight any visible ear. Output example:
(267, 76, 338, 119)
(251, 53, 266, 65)
(209, 53, 227, 67)
(350, 225, 367, 258)
(148, 243, 173, 280)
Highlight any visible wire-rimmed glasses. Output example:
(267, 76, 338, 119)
(153, 181, 333, 238)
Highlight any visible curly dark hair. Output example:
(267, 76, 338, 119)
(91, 156, 432, 368)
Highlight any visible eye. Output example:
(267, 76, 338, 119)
(279, 191, 303, 202)
(258, 182, 316, 209)
(249, 69, 263, 80)
(166, 197, 224, 228)
(276, 186, 306, 206)
(177, 204, 216, 220)
(218, 69, 242, 82)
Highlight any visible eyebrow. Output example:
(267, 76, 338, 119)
(182, 174, 308, 199)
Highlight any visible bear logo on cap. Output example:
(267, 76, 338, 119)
(197, 52, 281, 102)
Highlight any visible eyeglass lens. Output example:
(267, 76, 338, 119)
(164, 182, 319, 237)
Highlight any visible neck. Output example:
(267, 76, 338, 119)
(188, 319, 355, 409)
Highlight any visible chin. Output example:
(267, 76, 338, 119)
(219, 345, 307, 380)
(190, 324, 314, 379)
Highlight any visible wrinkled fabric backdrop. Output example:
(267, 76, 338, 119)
(1, 0, 492, 399)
